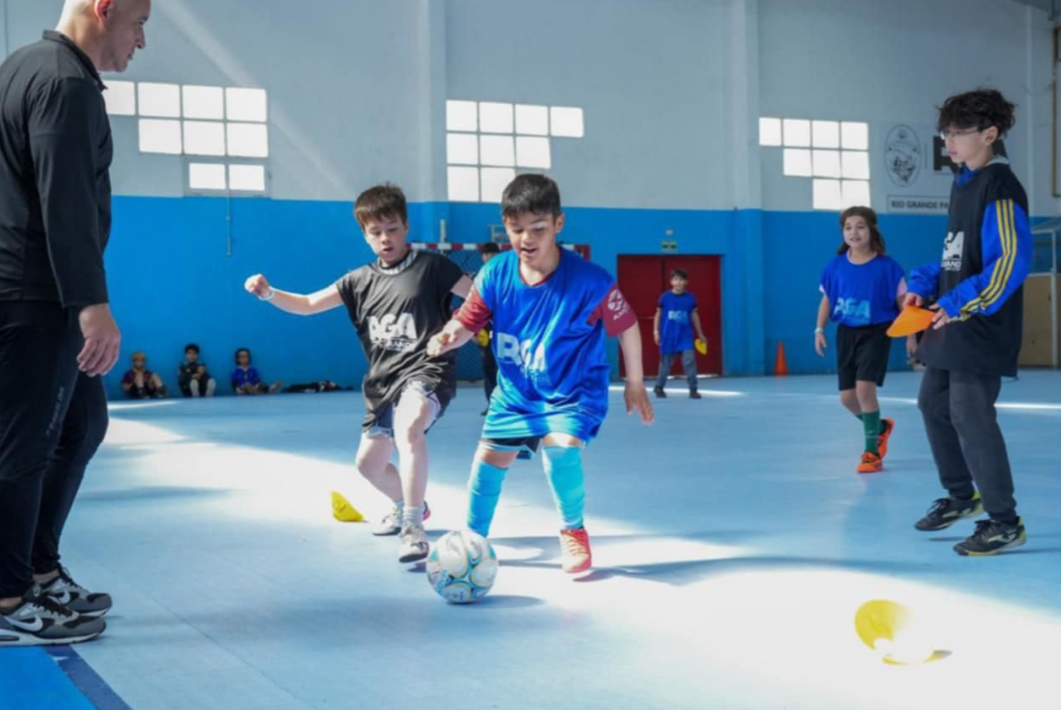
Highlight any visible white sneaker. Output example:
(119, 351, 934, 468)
(372, 501, 430, 536)
(398, 524, 429, 563)
(0, 586, 105, 646)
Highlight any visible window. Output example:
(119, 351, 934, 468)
(764, 116, 871, 210)
(138, 83, 180, 118)
(759, 117, 782, 147)
(225, 88, 267, 123)
(183, 121, 226, 156)
(226, 123, 269, 159)
(182, 85, 224, 120)
(104, 81, 136, 116)
(229, 164, 267, 192)
(189, 163, 227, 191)
(138, 119, 182, 154)
(445, 99, 585, 203)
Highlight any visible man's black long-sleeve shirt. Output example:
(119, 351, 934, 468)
(0, 30, 112, 308)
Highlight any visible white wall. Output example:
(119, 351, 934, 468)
(759, 0, 1057, 215)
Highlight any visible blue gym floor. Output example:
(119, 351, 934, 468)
(3, 372, 1060, 710)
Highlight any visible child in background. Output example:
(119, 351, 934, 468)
(478, 242, 501, 416)
(121, 351, 168, 399)
(428, 174, 654, 574)
(815, 206, 909, 474)
(178, 343, 216, 398)
(653, 268, 707, 399)
(231, 348, 282, 395)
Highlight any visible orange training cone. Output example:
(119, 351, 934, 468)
(774, 341, 789, 376)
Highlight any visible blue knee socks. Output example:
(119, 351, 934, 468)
(543, 446, 585, 530)
(467, 459, 508, 537)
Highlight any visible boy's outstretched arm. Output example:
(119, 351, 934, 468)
(428, 283, 492, 357)
(244, 274, 343, 316)
(618, 323, 654, 425)
(427, 318, 476, 358)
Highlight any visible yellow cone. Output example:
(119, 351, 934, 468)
(855, 599, 944, 665)
(695, 338, 708, 356)
(331, 491, 364, 522)
(476, 329, 490, 347)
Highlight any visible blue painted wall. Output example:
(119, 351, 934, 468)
(101, 196, 962, 398)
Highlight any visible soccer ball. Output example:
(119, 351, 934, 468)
(427, 530, 498, 603)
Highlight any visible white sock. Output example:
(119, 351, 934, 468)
(402, 505, 424, 528)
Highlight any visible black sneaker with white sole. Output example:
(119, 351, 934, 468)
(954, 518, 1027, 556)
(914, 492, 983, 531)
(39, 567, 112, 618)
(0, 586, 105, 646)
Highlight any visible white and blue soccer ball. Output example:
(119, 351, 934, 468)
(427, 530, 498, 604)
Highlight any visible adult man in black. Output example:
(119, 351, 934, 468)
(0, 0, 149, 646)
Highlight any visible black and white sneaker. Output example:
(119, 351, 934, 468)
(914, 492, 983, 531)
(954, 518, 1027, 556)
(40, 568, 112, 618)
(0, 586, 105, 646)
(372, 501, 430, 536)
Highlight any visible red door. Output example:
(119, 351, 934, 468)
(617, 255, 722, 377)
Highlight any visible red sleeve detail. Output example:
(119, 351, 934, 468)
(456, 287, 493, 333)
(590, 284, 638, 337)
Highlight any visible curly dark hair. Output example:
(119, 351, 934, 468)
(937, 89, 1016, 136)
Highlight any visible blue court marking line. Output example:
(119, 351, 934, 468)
(0, 646, 130, 710)
(46, 646, 133, 710)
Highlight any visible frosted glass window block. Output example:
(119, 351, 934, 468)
(842, 151, 871, 180)
(812, 120, 840, 149)
(481, 167, 516, 203)
(813, 179, 844, 211)
(182, 86, 224, 120)
(229, 164, 266, 192)
(515, 136, 551, 169)
(447, 133, 479, 165)
(189, 163, 226, 190)
(783, 119, 811, 147)
(226, 88, 268, 122)
(515, 104, 549, 136)
(448, 166, 479, 202)
(759, 117, 782, 146)
(783, 148, 812, 177)
(843, 180, 871, 208)
(227, 123, 269, 158)
(480, 135, 515, 167)
(550, 107, 584, 138)
(479, 102, 514, 134)
(138, 119, 182, 154)
(183, 121, 226, 156)
(104, 81, 136, 116)
(446, 100, 477, 132)
(842, 122, 869, 150)
(138, 82, 180, 118)
(812, 149, 842, 178)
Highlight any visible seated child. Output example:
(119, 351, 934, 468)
(121, 351, 168, 399)
(231, 347, 283, 395)
(178, 343, 217, 398)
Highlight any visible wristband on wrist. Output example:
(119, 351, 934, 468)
(260, 288, 276, 302)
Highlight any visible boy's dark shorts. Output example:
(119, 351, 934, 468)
(837, 323, 892, 390)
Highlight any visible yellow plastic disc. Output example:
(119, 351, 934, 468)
(331, 491, 365, 523)
(695, 338, 708, 356)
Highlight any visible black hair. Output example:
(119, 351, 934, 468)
(184, 343, 200, 354)
(500, 174, 562, 221)
(937, 89, 1016, 137)
(671, 269, 689, 280)
(481, 241, 501, 254)
(235, 347, 252, 364)
(837, 206, 887, 256)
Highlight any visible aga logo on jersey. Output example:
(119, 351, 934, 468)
(833, 298, 871, 325)
(666, 310, 690, 324)
(368, 314, 418, 352)
(495, 332, 547, 376)
(942, 231, 964, 272)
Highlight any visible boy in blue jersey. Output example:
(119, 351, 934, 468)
(653, 268, 707, 399)
(907, 89, 1032, 556)
(428, 175, 654, 574)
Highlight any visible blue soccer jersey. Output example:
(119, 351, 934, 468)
(457, 249, 636, 442)
(658, 291, 698, 354)
(819, 254, 907, 328)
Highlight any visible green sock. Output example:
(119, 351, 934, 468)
(862, 410, 881, 455)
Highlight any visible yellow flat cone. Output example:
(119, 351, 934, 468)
(695, 338, 708, 356)
(855, 599, 946, 665)
(331, 491, 364, 522)
(476, 329, 490, 347)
